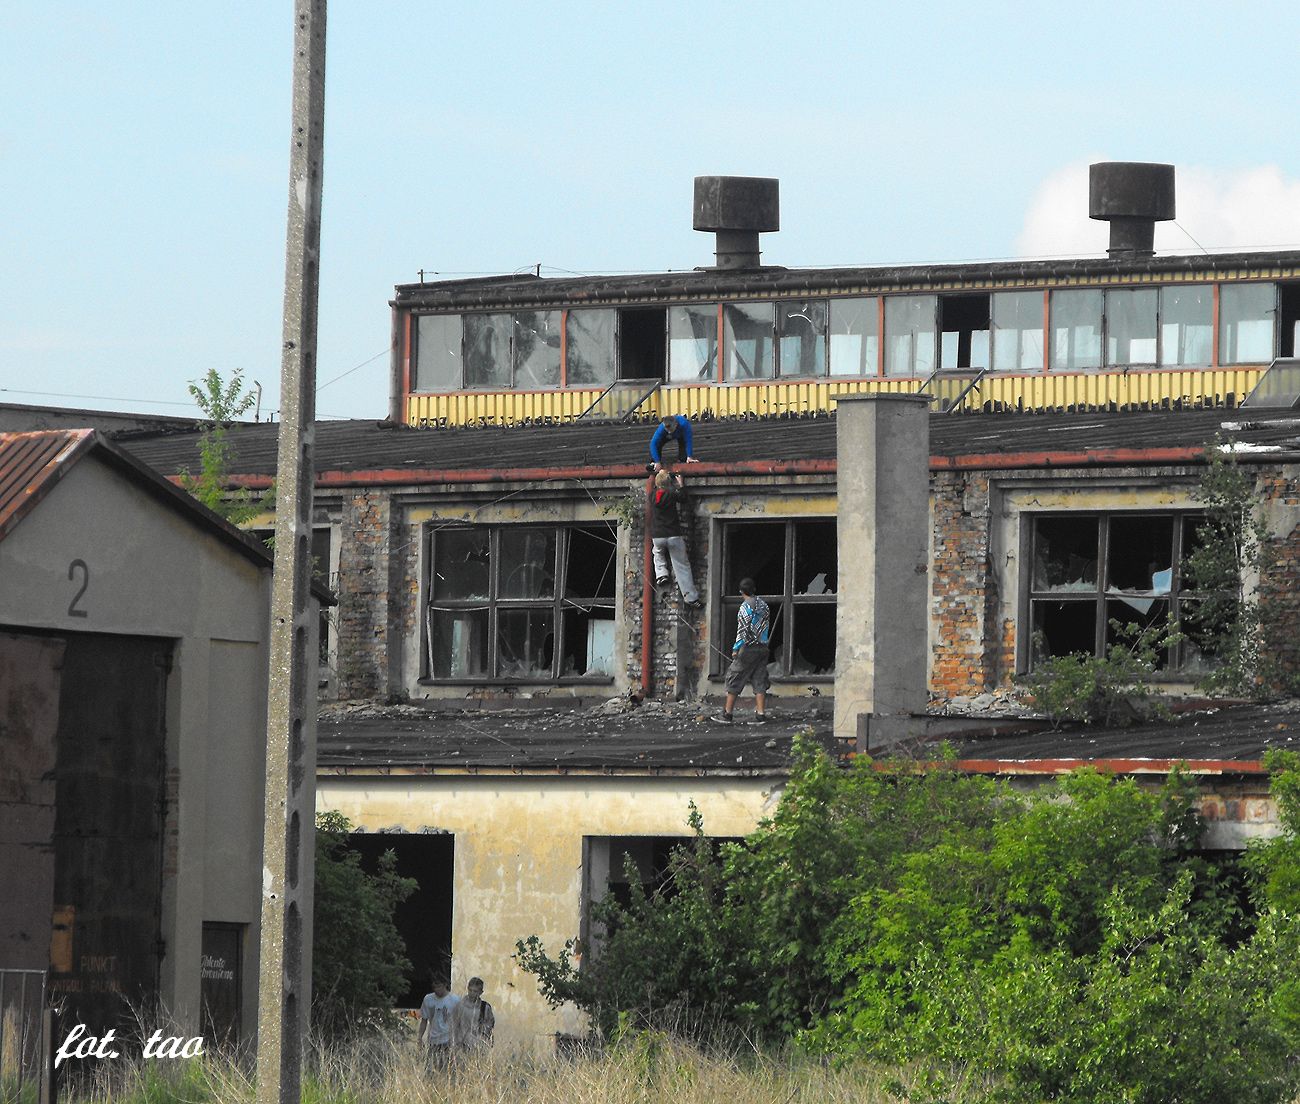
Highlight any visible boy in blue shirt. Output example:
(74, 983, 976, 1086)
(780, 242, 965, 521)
(649, 415, 700, 470)
(714, 577, 770, 724)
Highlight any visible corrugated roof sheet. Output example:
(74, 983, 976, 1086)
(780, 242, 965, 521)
(0, 429, 95, 540)
(118, 407, 1300, 485)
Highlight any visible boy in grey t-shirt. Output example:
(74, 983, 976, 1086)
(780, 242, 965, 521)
(417, 977, 459, 1065)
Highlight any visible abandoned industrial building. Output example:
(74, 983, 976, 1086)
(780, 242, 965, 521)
(7, 162, 1300, 1048)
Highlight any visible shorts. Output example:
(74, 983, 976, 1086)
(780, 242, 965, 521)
(724, 644, 770, 696)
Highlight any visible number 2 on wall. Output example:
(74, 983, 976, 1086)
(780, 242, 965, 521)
(67, 559, 89, 618)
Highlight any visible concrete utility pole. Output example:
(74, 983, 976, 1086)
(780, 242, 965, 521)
(257, 3, 325, 1104)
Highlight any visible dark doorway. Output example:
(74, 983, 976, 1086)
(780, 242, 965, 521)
(346, 832, 454, 1008)
(618, 309, 667, 380)
(1279, 282, 1300, 358)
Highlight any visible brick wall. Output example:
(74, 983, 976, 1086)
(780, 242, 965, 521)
(337, 491, 391, 699)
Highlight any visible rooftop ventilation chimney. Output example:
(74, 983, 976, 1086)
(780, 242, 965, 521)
(693, 176, 779, 269)
(1089, 161, 1175, 259)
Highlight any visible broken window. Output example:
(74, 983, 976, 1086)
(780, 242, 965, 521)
(991, 291, 1044, 372)
(828, 297, 879, 377)
(939, 294, 990, 371)
(566, 310, 617, 387)
(413, 314, 463, 392)
(776, 300, 828, 377)
(668, 305, 718, 382)
(724, 303, 775, 380)
(513, 311, 562, 388)
(426, 523, 617, 682)
(1280, 283, 1300, 359)
(884, 295, 937, 377)
(1159, 285, 1213, 366)
(1219, 283, 1277, 364)
(715, 519, 837, 680)
(1026, 512, 1204, 673)
(1051, 289, 1103, 371)
(463, 313, 513, 388)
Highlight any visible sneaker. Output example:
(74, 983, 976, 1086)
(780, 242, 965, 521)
(684, 598, 703, 610)
(712, 712, 734, 725)
(752, 713, 768, 724)
(655, 576, 670, 588)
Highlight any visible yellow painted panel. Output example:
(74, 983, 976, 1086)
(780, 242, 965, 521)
(405, 368, 1264, 426)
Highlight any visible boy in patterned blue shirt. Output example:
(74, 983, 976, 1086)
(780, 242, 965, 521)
(715, 577, 770, 724)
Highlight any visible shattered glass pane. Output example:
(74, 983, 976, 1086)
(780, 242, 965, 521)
(1031, 517, 1099, 592)
(1106, 288, 1158, 366)
(1051, 289, 1102, 371)
(434, 529, 490, 600)
(829, 298, 879, 377)
(1106, 516, 1173, 593)
(513, 311, 562, 388)
(562, 608, 615, 676)
(567, 310, 617, 386)
(566, 525, 617, 599)
(414, 314, 463, 391)
(463, 313, 513, 388)
(777, 300, 828, 377)
(1105, 599, 1171, 669)
(499, 529, 556, 599)
(497, 609, 555, 678)
(884, 295, 937, 377)
(429, 609, 489, 679)
(724, 303, 775, 380)
(1159, 285, 1212, 367)
(1031, 599, 1098, 659)
(668, 305, 718, 382)
(794, 521, 837, 594)
(790, 604, 835, 675)
(724, 522, 784, 595)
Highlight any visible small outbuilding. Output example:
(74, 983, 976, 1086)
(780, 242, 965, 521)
(0, 429, 325, 1046)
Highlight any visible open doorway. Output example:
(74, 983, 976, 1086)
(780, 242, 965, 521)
(346, 831, 454, 1007)
(1279, 282, 1300, 358)
(618, 309, 667, 380)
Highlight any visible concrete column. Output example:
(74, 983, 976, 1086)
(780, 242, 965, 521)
(834, 394, 931, 750)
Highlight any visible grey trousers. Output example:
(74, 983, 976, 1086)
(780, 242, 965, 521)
(651, 536, 699, 603)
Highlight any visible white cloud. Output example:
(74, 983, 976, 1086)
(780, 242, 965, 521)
(1015, 161, 1300, 258)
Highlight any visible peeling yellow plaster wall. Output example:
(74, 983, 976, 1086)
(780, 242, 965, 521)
(317, 775, 780, 1050)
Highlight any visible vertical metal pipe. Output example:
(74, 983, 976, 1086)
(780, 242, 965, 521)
(258, 2, 326, 1103)
(640, 474, 654, 698)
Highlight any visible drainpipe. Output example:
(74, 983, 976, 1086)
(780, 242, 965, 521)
(640, 473, 655, 699)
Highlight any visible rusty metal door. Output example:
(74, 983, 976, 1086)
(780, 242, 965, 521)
(46, 633, 170, 1036)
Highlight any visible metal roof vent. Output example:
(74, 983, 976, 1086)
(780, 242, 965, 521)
(1089, 162, 1175, 259)
(693, 176, 779, 270)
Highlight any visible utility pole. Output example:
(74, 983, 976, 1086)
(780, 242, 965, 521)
(257, 3, 325, 1104)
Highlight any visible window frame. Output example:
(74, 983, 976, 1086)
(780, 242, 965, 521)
(710, 518, 837, 682)
(423, 522, 618, 684)
(1021, 511, 1206, 676)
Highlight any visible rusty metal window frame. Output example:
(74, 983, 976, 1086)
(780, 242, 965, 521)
(424, 522, 617, 683)
(710, 518, 837, 682)
(1023, 511, 1206, 675)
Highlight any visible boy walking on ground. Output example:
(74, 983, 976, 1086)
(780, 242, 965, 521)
(417, 976, 458, 1067)
(715, 577, 770, 724)
(450, 976, 495, 1051)
(650, 469, 701, 608)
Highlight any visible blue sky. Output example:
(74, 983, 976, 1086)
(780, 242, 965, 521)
(3, 1, 1299, 420)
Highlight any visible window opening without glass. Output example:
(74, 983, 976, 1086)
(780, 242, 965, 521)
(939, 294, 990, 371)
(715, 519, 837, 679)
(426, 524, 617, 681)
(618, 309, 667, 381)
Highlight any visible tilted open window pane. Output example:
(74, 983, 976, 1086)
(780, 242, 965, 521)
(499, 529, 557, 599)
(414, 314, 463, 391)
(429, 609, 490, 679)
(1220, 283, 1276, 364)
(668, 305, 718, 382)
(567, 310, 617, 387)
(991, 291, 1043, 372)
(776, 300, 827, 377)
(1106, 288, 1158, 367)
(434, 529, 491, 599)
(1159, 285, 1212, 366)
(1051, 289, 1102, 371)
(724, 303, 775, 380)
(884, 295, 937, 377)
(513, 311, 562, 388)
(463, 313, 513, 388)
(828, 298, 879, 377)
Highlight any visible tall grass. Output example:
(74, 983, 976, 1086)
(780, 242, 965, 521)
(59, 1029, 933, 1104)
